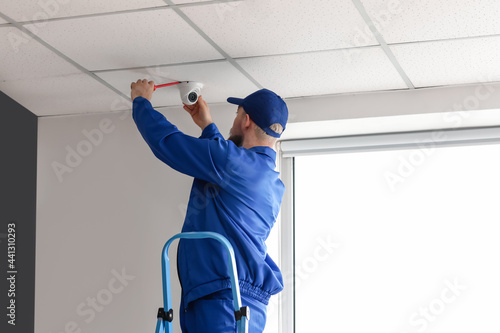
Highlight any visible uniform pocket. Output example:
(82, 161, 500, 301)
(185, 297, 237, 333)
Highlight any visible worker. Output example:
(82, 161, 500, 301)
(130, 79, 288, 332)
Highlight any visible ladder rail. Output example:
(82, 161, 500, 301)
(155, 231, 249, 333)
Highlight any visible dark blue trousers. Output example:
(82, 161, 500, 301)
(180, 289, 267, 333)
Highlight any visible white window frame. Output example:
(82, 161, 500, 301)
(277, 125, 500, 333)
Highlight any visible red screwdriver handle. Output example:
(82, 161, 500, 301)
(154, 81, 181, 91)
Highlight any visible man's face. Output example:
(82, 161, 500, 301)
(228, 106, 245, 147)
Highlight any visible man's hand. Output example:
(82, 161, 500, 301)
(183, 95, 213, 130)
(131, 79, 155, 101)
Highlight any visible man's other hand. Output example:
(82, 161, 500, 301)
(131, 79, 154, 101)
(183, 95, 213, 130)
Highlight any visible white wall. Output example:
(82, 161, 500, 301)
(280, 81, 500, 140)
(35, 80, 500, 333)
(283, 81, 500, 123)
(35, 103, 237, 333)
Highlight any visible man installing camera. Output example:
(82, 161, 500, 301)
(130, 79, 288, 332)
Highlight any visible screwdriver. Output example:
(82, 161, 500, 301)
(153, 81, 182, 91)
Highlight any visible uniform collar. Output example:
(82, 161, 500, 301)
(248, 146, 277, 162)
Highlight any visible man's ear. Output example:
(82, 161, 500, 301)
(242, 113, 252, 130)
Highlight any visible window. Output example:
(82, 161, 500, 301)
(280, 127, 500, 332)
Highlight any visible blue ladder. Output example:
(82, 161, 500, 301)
(154, 232, 250, 333)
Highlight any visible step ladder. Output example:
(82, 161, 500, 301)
(154, 232, 250, 333)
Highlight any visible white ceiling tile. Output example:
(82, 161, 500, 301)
(1, 0, 167, 21)
(0, 73, 131, 116)
(391, 37, 500, 88)
(0, 27, 80, 81)
(361, 0, 500, 44)
(96, 61, 260, 107)
(181, 0, 378, 58)
(25, 9, 223, 71)
(236, 47, 408, 98)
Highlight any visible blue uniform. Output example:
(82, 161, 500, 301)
(132, 97, 284, 331)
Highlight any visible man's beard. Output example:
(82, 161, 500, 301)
(227, 134, 244, 147)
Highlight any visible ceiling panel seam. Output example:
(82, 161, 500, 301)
(0, 11, 131, 102)
(14, 6, 170, 25)
(162, 0, 263, 89)
(350, 0, 415, 89)
(11, 0, 244, 25)
(91, 59, 228, 74)
(91, 46, 382, 74)
(386, 33, 500, 46)
(86, 28, 500, 75)
(58, 29, 500, 75)
(232, 45, 382, 61)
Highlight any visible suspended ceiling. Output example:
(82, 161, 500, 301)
(0, 0, 499, 116)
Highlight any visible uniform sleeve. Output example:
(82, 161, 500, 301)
(200, 122, 225, 141)
(132, 97, 230, 185)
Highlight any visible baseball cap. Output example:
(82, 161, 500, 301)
(227, 89, 288, 138)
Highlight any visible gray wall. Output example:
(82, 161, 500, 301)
(0, 91, 37, 333)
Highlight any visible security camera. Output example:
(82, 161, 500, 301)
(178, 81, 204, 105)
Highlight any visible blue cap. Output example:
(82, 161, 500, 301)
(227, 89, 288, 138)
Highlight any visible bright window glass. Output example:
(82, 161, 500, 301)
(294, 143, 500, 332)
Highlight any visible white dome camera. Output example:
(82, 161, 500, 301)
(178, 81, 204, 105)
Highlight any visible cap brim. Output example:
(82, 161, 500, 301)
(227, 97, 244, 105)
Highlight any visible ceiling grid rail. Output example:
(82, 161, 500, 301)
(0, 11, 132, 102)
(4, 0, 244, 25)
(350, 0, 416, 89)
(0, 0, 247, 106)
(162, 0, 264, 89)
(2, 0, 499, 115)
